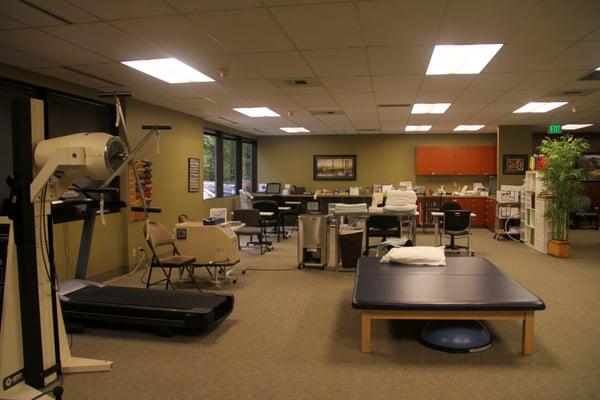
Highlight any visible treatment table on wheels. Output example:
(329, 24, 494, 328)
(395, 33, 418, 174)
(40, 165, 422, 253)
(352, 256, 545, 354)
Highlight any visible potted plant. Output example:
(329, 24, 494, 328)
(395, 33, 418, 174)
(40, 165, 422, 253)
(537, 134, 589, 257)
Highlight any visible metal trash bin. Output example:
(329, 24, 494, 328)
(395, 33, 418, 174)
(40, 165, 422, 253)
(298, 214, 328, 269)
(339, 229, 363, 269)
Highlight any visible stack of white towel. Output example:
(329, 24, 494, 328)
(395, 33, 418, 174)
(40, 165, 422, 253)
(334, 203, 368, 214)
(384, 190, 417, 213)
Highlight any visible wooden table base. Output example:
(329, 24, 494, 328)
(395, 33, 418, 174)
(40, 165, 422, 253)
(361, 309, 535, 355)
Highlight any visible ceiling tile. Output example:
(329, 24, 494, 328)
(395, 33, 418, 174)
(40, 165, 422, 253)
(33, 67, 119, 89)
(0, 45, 57, 68)
(341, 104, 377, 114)
(508, 0, 600, 43)
(447, 103, 487, 114)
(279, 86, 329, 95)
(222, 79, 283, 95)
(368, 46, 431, 75)
(550, 41, 600, 71)
(372, 75, 422, 93)
(188, 9, 294, 53)
(271, 2, 362, 49)
(240, 52, 313, 78)
(69, 0, 177, 20)
(332, 92, 374, 106)
(359, 0, 445, 46)
(0, 0, 84, 27)
(43, 23, 159, 61)
(437, 0, 538, 43)
(290, 94, 337, 107)
(348, 115, 379, 129)
(262, 0, 348, 5)
(419, 76, 474, 92)
(0, 13, 27, 29)
(320, 76, 373, 93)
(0, 29, 109, 65)
(303, 48, 369, 77)
(374, 92, 417, 105)
(453, 90, 505, 104)
(111, 15, 224, 56)
(467, 72, 528, 91)
(165, 0, 261, 12)
(179, 54, 260, 80)
(484, 42, 573, 73)
(415, 91, 460, 102)
(513, 71, 588, 91)
(70, 63, 161, 86)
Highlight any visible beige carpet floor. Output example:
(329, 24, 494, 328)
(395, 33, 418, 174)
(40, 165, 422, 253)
(61, 228, 600, 400)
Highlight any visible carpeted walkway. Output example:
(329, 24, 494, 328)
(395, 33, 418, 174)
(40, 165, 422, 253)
(62, 228, 600, 399)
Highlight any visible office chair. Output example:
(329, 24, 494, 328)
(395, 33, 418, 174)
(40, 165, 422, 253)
(144, 221, 200, 291)
(571, 196, 599, 230)
(272, 195, 299, 236)
(233, 209, 270, 254)
(442, 210, 473, 256)
(253, 200, 281, 242)
(441, 201, 461, 211)
(364, 214, 401, 255)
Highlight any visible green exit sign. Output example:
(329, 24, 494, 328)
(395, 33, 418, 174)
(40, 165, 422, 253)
(548, 124, 562, 134)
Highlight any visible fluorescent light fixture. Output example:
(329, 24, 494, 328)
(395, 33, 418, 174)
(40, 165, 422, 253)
(121, 58, 214, 83)
(233, 107, 280, 117)
(411, 103, 451, 114)
(405, 125, 432, 132)
(280, 127, 310, 133)
(596, 66, 600, 71)
(561, 124, 593, 130)
(513, 102, 568, 113)
(426, 44, 503, 75)
(453, 125, 485, 131)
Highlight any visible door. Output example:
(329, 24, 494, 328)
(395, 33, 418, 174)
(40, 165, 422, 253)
(454, 147, 470, 176)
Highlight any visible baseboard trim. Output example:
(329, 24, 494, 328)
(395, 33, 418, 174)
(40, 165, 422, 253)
(88, 265, 130, 283)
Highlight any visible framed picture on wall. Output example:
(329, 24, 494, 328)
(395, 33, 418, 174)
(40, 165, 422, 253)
(578, 153, 600, 181)
(313, 155, 356, 181)
(502, 154, 528, 175)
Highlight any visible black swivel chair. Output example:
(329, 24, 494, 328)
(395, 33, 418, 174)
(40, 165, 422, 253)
(364, 214, 401, 256)
(233, 209, 270, 254)
(251, 200, 281, 242)
(442, 210, 473, 256)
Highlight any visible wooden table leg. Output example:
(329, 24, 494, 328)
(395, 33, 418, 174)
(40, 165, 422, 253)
(361, 312, 372, 353)
(522, 311, 535, 355)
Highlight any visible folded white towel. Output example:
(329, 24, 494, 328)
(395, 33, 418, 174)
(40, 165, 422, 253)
(386, 190, 417, 206)
(380, 246, 446, 266)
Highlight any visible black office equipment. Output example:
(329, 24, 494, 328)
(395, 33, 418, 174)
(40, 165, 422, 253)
(265, 182, 281, 194)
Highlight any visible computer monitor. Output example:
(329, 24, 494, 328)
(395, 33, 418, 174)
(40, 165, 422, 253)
(265, 182, 281, 194)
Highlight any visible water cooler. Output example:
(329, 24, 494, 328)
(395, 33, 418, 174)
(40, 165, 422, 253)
(298, 214, 328, 269)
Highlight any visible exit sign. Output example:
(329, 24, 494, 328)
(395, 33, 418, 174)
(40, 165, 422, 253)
(548, 124, 562, 134)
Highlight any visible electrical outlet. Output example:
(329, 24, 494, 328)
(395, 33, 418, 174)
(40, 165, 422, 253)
(132, 248, 136, 258)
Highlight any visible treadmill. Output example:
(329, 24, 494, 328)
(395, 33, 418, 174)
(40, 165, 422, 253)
(54, 195, 234, 336)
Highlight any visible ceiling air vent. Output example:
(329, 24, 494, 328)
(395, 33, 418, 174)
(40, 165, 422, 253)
(310, 110, 343, 116)
(378, 104, 411, 108)
(252, 128, 265, 133)
(357, 128, 381, 134)
(270, 77, 323, 88)
(542, 88, 597, 99)
(22, 0, 73, 24)
(579, 70, 600, 81)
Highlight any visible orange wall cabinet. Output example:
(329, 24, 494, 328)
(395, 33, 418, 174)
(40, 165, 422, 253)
(416, 146, 496, 176)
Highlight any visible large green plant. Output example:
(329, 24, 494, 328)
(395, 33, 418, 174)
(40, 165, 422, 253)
(537, 134, 589, 241)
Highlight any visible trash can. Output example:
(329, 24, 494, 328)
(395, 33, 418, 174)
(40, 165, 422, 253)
(298, 214, 328, 269)
(339, 229, 363, 269)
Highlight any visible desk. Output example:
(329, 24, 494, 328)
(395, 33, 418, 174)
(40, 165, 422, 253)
(431, 211, 477, 246)
(333, 209, 419, 271)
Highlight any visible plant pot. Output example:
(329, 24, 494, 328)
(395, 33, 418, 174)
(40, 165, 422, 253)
(548, 239, 570, 258)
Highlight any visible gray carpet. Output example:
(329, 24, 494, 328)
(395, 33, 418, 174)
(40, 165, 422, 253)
(62, 228, 600, 399)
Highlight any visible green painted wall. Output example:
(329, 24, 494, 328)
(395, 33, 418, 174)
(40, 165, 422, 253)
(497, 125, 533, 186)
(258, 133, 497, 194)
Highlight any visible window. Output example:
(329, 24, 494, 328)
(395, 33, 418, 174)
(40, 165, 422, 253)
(203, 130, 257, 199)
(242, 141, 254, 191)
(223, 138, 237, 197)
(203, 134, 217, 199)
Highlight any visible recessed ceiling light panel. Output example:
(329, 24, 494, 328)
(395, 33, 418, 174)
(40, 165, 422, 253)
(513, 102, 568, 113)
(454, 125, 485, 131)
(561, 124, 593, 130)
(426, 44, 503, 75)
(411, 103, 451, 114)
(280, 127, 310, 133)
(233, 107, 280, 117)
(121, 58, 214, 83)
(405, 125, 432, 132)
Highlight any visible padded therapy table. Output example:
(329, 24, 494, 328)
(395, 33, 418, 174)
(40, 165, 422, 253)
(352, 257, 545, 354)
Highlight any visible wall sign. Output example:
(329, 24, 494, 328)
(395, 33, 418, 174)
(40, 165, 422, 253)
(188, 157, 200, 192)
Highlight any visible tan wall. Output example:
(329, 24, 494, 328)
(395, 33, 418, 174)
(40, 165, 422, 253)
(497, 125, 533, 186)
(258, 133, 497, 193)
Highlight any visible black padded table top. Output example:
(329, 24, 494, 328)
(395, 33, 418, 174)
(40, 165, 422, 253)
(352, 257, 545, 311)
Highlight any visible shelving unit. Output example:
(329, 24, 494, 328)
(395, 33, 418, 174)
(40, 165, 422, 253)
(494, 186, 521, 240)
(523, 171, 552, 254)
